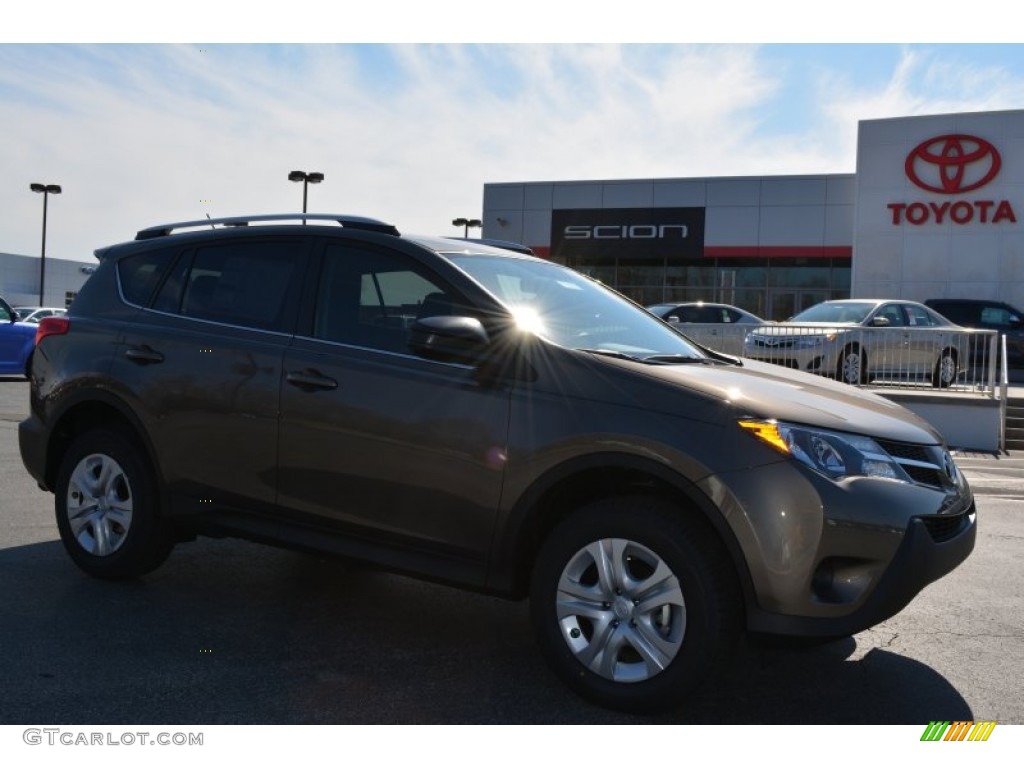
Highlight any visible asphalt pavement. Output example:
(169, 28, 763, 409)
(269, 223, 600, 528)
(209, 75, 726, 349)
(1, 377, 1022, 725)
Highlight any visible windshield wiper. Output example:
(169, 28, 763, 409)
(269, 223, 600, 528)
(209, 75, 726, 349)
(642, 353, 741, 366)
(577, 348, 645, 362)
(643, 354, 712, 364)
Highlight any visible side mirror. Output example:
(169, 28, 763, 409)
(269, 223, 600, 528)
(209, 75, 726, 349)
(666, 315, 680, 325)
(871, 316, 891, 327)
(408, 316, 489, 364)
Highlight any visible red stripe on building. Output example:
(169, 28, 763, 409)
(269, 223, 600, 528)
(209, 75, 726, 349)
(703, 246, 852, 259)
(531, 246, 850, 260)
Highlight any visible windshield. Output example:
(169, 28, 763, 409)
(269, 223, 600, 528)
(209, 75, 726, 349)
(447, 254, 706, 360)
(789, 302, 875, 324)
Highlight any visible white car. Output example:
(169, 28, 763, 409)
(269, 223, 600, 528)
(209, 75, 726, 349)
(12, 307, 66, 324)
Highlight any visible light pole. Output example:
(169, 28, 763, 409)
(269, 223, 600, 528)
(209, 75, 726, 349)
(452, 217, 482, 238)
(30, 183, 61, 306)
(288, 171, 324, 223)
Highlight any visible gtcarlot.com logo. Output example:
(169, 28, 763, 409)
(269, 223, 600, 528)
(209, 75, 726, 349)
(23, 728, 203, 747)
(920, 721, 997, 742)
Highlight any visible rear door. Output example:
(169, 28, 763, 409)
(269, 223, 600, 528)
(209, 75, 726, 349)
(277, 240, 511, 584)
(109, 236, 308, 516)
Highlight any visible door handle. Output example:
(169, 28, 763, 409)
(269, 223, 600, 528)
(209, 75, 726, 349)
(125, 346, 164, 364)
(286, 370, 338, 390)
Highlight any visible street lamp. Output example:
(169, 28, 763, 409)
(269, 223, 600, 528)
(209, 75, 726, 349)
(30, 183, 62, 305)
(452, 217, 482, 238)
(288, 171, 324, 222)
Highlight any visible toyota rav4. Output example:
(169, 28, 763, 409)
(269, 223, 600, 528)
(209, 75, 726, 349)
(19, 213, 976, 713)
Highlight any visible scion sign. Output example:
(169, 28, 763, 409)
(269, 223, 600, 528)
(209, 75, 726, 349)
(552, 207, 705, 259)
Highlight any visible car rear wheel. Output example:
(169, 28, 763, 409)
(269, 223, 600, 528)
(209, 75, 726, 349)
(932, 349, 958, 388)
(55, 429, 174, 580)
(837, 345, 867, 386)
(530, 496, 741, 713)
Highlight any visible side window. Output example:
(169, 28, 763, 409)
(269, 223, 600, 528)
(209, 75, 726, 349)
(906, 306, 934, 326)
(117, 248, 178, 306)
(314, 245, 466, 353)
(980, 306, 1012, 326)
(877, 304, 906, 327)
(175, 241, 302, 331)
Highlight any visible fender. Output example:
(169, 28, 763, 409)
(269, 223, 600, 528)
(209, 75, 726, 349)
(485, 451, 756, 604)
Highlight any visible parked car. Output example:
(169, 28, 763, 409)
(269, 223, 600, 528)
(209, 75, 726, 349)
(0, 295, 37, 378)
(925, 298, 1024, 369)
(13, 306, 67, 324)
(646, 302, 768, 356)
(646, 301, 767, 326)
(743, 299, 964, 387)
(19, 214, 975, 713)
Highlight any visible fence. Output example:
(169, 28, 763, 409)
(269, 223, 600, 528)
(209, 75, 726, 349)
(675, 323, 1001, 396)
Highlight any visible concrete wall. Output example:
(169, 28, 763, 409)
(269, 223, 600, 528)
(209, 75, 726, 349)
(881, 391, 1002, 452)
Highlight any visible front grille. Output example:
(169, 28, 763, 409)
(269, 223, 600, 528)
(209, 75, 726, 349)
(876, 439, 948, 489)
(751, 338, 797, 349)
(920, 512, 970, 543)
(902, 464, 946, 487)
(876, 440, 932, 464)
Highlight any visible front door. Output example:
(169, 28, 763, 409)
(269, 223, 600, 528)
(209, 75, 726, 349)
(277, 241, 511, 585)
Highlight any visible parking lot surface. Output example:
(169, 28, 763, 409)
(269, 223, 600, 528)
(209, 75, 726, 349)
(1, 377, 1021, 724)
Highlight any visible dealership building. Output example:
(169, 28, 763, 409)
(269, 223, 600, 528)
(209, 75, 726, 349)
(481, 109, 1024, 321)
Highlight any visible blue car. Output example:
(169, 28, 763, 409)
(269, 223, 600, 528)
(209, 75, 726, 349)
(1, 295, 37, 377)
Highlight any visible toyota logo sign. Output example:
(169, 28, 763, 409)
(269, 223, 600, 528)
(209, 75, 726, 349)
(905, 134, 1001, 194)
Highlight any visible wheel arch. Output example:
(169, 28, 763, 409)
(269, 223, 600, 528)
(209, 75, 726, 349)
(43, 390, 160, 493)
(489, 452, 755, 608)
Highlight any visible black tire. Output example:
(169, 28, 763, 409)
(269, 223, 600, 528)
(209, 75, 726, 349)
(530, 496, 741, 713)
(836, 345, 867, 386)
(932, 348, 958, 388)
(55, 429, 174, 580)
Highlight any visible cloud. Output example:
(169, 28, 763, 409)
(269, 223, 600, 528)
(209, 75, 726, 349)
(2, 44, 1023, 261)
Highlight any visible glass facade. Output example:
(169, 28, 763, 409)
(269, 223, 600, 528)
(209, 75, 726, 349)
(564, 255, 851, 321)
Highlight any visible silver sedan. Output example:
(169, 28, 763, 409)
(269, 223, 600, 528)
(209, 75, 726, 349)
(742, 299, 967, 387)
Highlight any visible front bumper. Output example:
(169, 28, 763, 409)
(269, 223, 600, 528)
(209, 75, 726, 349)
(699, 457, 976, 639)
(746, 502, 976, 638)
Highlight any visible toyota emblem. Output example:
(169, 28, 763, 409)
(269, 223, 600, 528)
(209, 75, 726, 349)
(905, 134, 1001, 194)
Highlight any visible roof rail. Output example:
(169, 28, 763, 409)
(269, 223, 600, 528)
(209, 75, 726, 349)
(442, 236, 534, 255)
(135, 213, 400, 240)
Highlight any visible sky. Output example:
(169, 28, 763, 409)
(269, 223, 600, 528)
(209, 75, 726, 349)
(4, 3, 1024, 263)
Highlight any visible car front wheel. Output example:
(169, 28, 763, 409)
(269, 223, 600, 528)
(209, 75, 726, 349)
(530, 496, 741, 713)
(932, 349, 958, 388)
(837, 345, 866, 386)
(55, 429, 174, 580)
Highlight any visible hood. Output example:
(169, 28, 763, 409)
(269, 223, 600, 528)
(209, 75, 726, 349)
(607, 356, 944, 445)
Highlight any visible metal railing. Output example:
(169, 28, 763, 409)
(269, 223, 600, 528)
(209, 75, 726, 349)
(675, 323, 1002, 396)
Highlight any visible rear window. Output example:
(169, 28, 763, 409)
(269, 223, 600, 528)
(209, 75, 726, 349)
(177, 241, 302, 332)
(118, 248, 178, 306)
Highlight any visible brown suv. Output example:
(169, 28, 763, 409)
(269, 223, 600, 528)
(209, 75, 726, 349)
(19, 214, 976, 713)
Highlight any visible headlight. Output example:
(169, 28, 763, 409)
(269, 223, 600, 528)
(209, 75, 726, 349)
(738, 420, 904, 482)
